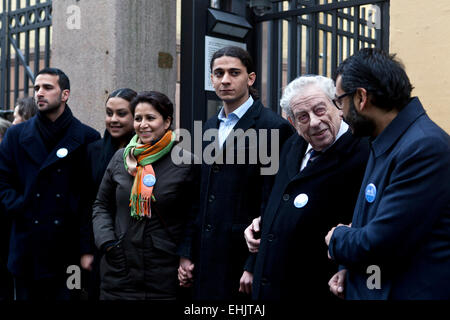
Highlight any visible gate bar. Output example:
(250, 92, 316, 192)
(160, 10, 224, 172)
(256, 0, 387, 22)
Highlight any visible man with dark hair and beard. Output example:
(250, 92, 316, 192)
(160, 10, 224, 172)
(325, 48, 450, 299)
(0, 68, 100, 300)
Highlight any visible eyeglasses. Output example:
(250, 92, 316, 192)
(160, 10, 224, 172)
(332, 91, 355, 110)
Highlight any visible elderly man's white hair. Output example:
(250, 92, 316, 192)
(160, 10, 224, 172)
(280, 75, 336, 118)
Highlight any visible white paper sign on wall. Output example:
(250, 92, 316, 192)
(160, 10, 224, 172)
(204, 36, 247, 91)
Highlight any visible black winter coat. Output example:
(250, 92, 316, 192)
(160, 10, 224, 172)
(180, 100, 294, 300)
(0, 115, 100, 279)
(251, 130, 369, 300)
(92, 145, 198, 300)
(87, 130, 134, 193)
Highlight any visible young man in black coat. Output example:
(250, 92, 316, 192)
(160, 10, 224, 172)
(0, 68, 100, 300)
(178, 46, 294, 300)
(243, 75, 369, 300)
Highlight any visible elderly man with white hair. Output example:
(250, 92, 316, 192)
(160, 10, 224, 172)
(241, 75, 369, 301)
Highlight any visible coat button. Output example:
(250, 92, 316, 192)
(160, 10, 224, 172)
(261, 277, 270, 286)
(205, 224, 212, 232)
(208, 195, 215, 202)
(282, 194, 289, 201)
(212, 165, 220, 173)
(267, 234, 274, 242)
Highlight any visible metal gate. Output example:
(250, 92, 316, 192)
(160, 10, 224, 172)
(0, 0, 52, 111)
(254, 0, 390, 114)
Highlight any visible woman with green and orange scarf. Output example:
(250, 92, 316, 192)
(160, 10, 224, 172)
(124, 129, 176, 219)
(92, 91, 197, 300)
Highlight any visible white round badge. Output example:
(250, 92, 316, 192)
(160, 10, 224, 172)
(293, 193, 309, 208)
(56, 148, 68, 158)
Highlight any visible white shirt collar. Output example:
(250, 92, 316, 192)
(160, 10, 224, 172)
(305, 120, 349, 154)
(218, 96, 254, 121)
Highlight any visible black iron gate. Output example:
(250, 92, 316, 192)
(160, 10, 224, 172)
(0, 0, 52, 111)
(254, 0, 390, 114)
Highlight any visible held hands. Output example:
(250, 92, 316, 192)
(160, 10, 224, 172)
(328, 269, 347, 299)
(178, 257, 195, 288)
(241, 217, 259, 294)
(326, 224, 349, 299)
(80, 254, 94, 271)
(244, 216, 261, 253)
(239, 271, 253, 295)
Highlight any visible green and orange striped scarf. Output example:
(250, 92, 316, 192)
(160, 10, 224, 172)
(123, 130, 176, 219)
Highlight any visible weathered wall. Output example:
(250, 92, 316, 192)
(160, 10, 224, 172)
(51, 0, 177, 132)
(390, 0, 450, 133)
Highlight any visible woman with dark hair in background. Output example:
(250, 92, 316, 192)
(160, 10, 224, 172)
(0, 118, 11, 142)
(13, 97, 38, 125)
(85, 88, 137, 299)
(92, 91, 197, 300)
(88, 88, 137, 190)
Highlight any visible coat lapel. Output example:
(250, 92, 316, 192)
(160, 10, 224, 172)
(229, 100, 260, 134)
(293, 130, 355, 181)
(201, 116, 220, 160)
(19, 117, 48, 167)
(286, 134, 308, 181)
(263, 130, 356, 232)
(218, 100, 261, 160)
(206, 100, 261, 163)
(371, 97, 425, 158)
(40, 119, 84, 171)
(204, 115, 220, 131)
(262, 134, 305, 231)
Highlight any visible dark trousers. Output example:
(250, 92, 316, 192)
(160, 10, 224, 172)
(83, 250, 101, 300)
(14, 276, 79, 301)
(0, 265, 13, 301)
(0, 216, 13, 301)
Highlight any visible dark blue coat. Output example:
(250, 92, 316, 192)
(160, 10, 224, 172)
(182, 100, 294, 300)
(251, 129, 369, 300)
(0, 114, 100, 280)
(329, 98, 450, 299)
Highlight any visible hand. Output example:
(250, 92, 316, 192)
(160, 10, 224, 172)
(325, 223, 350, 259)
(80, 254, 94, 271)
(325, 226, 337, 259)
(239, 271, 253, 295)
(328, 269, 347, 299)
(178, 257, 194, 288)
(244, 216, 261, 253)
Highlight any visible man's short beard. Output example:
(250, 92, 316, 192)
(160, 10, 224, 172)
(344, 99, 376, 137)
(39, 101, 61, 113)
(38, 94, 63, 114)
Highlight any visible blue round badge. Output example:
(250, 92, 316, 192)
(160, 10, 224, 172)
(143, 174, 156, 187)
(365, 183, 377, 203)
